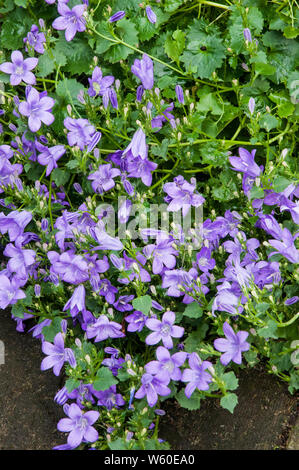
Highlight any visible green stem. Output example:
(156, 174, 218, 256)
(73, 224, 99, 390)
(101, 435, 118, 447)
(199, 0, 229, 9)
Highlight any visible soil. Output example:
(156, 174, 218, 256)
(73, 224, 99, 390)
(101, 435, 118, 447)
(0, 307, 298, 450)
(160, 366, 298, 450)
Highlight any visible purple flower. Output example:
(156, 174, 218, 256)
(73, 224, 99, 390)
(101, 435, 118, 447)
(268, 228, 299, 264)
(175, 85, 184, 104)
(196, 247, 216, 273)
(19, 87, 55, 133)
(181, 353, 213, 398)
(285, 296, 299, 306)
(131, 54, 154, 90)
(3, 243, 36, 277)
(124, 128, 148, 160)
(48, 250, 89, 285)
(0, 210, 32, 242)
(41, 332, 77, 376)
(63, 285, 86, 317)
(23, 25, 46, 54)
(118, 199, 132, 224)
(36, 142, 65, 176)
(64, 117, 99, 151)
(243, 28, 252, 43)
(109, 11, 126, 22)
(88, 66, 114, 98)
(145, 6, 157, 24)
(134, 373, 171, 407)
(125, 310, 148, 332)
(86, 315, 125, 342)
(52, 3, 86, 42)
(0, 274, 26, 309)
(248, 97, 255, 115)
(136, 85, 144, 102)
(229, 148, 261, 178)
(214, 321, 250, 365)
(113, 294, 134, 312)
(164, 175, 205, 217)
(145, 346, 187, 381)
(0, 51, 38, 86)
(57, 403, 99, 449)
(88, 163, 120, 194)
(145, 311, 184, 349)
(144, 239, 178, 274)
(127, 156, 157, 187)
(96, 385, 125, 410)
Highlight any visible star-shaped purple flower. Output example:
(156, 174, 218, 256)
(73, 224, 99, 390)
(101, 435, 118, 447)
(214, 321, 250, 365)
(145, 346, 187, 381)
(0, 50, 38, 86)
(57, 403, 99, 449)
(86, 315, 125, 343)
(134, 372, 171, 407)
(41, 332, 77, 376)
(145, 311, 184, 349)
(36, 142, 66, 176)
(18, 86, 55, 133)
(181, 352, 213, 398)
(52, 3, 86, 42)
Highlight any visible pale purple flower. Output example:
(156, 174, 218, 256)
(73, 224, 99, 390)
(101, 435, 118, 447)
(57, 403, 99, 449)
(88, 163, 120, 194)
(96, 385, 125, 410)
(134, 372, 171, 407)
(285, 296, 299, 306)
(36, 142, 65, 176)
(41, 332, 77, 376)
(268, 228, 299, 264)
(23, 25, 46, 54)
(109, 11, 125, 22)
(52, 3, 86, 42)
(0, 50, 38, 86)
(229, 148, 261, 178)
(0, 274, 26, 309)
(3, 243, 35, 277)
(196, 247, 216, 273)
(88, 66, 114, 98)
(118, 199, 132, 224)
(145, 311, 184, 349)
(146, 6, 157, 24)
(181, 353, 213, 398)
(164, 175, 205, 217)
(214, 322, 250, 365)
(18, 87, 55, 133)
(175, 85, 184, 104)
(144, 239, 178, 274)
(113, 294, 134, 312)
(0, 210, 32, 242)
(248, 97, 255, 115)
(243, 28, 252, 43)
(86, 315, 125, 342)
(125, 310, 148, 332)
(64, 117, 98, 151)
(48, 250, 89, 285)
(131, 54, 154, 90)
(145, 346, 187, 381)
(124, 128, 148, 160)
(63, 285, 86, 317)
(127, 156, 157, 187)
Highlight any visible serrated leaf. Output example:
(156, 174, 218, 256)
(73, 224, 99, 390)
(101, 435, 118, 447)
(176, 389, 201, 410)
(93, 367, 118, 391)
(37, 51, 55, 79)
(132, 295, 152, 314)
(183, 302, 203, 319)
(51, 168, 70, 187)
(220, 393, 238, 414)
(65, 378, 80, 393)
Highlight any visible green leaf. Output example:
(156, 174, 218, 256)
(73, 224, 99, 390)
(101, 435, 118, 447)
(51, 168, 70, 187)
(257, 320, 279, 339)
(249, 186, 264, 199)
(14, 0, 28, 6)
(184, 324, 209, 353)
(183, 302, 203, 319)
(273, 176, 294, 193)
(65, 378, 80, 393)
(181, 19, 226, 79)
(56, 78, 84, 106)
(36, 51, 55, 79)
(220, 393, 238, 414)
(132, 295, 152, 314)
(176, 389, 201, 410)
(108, 438, 129, 450)
(259, 114, 279, 131)
(93, 367, 118, 391)
(42, 317, 63, 343)
(255, 62, 276, 76)
(221, 372, 238, 391)
(164, 29, 185, 64)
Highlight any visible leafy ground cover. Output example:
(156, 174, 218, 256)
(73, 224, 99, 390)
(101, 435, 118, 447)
(0, 0, 298, 450)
